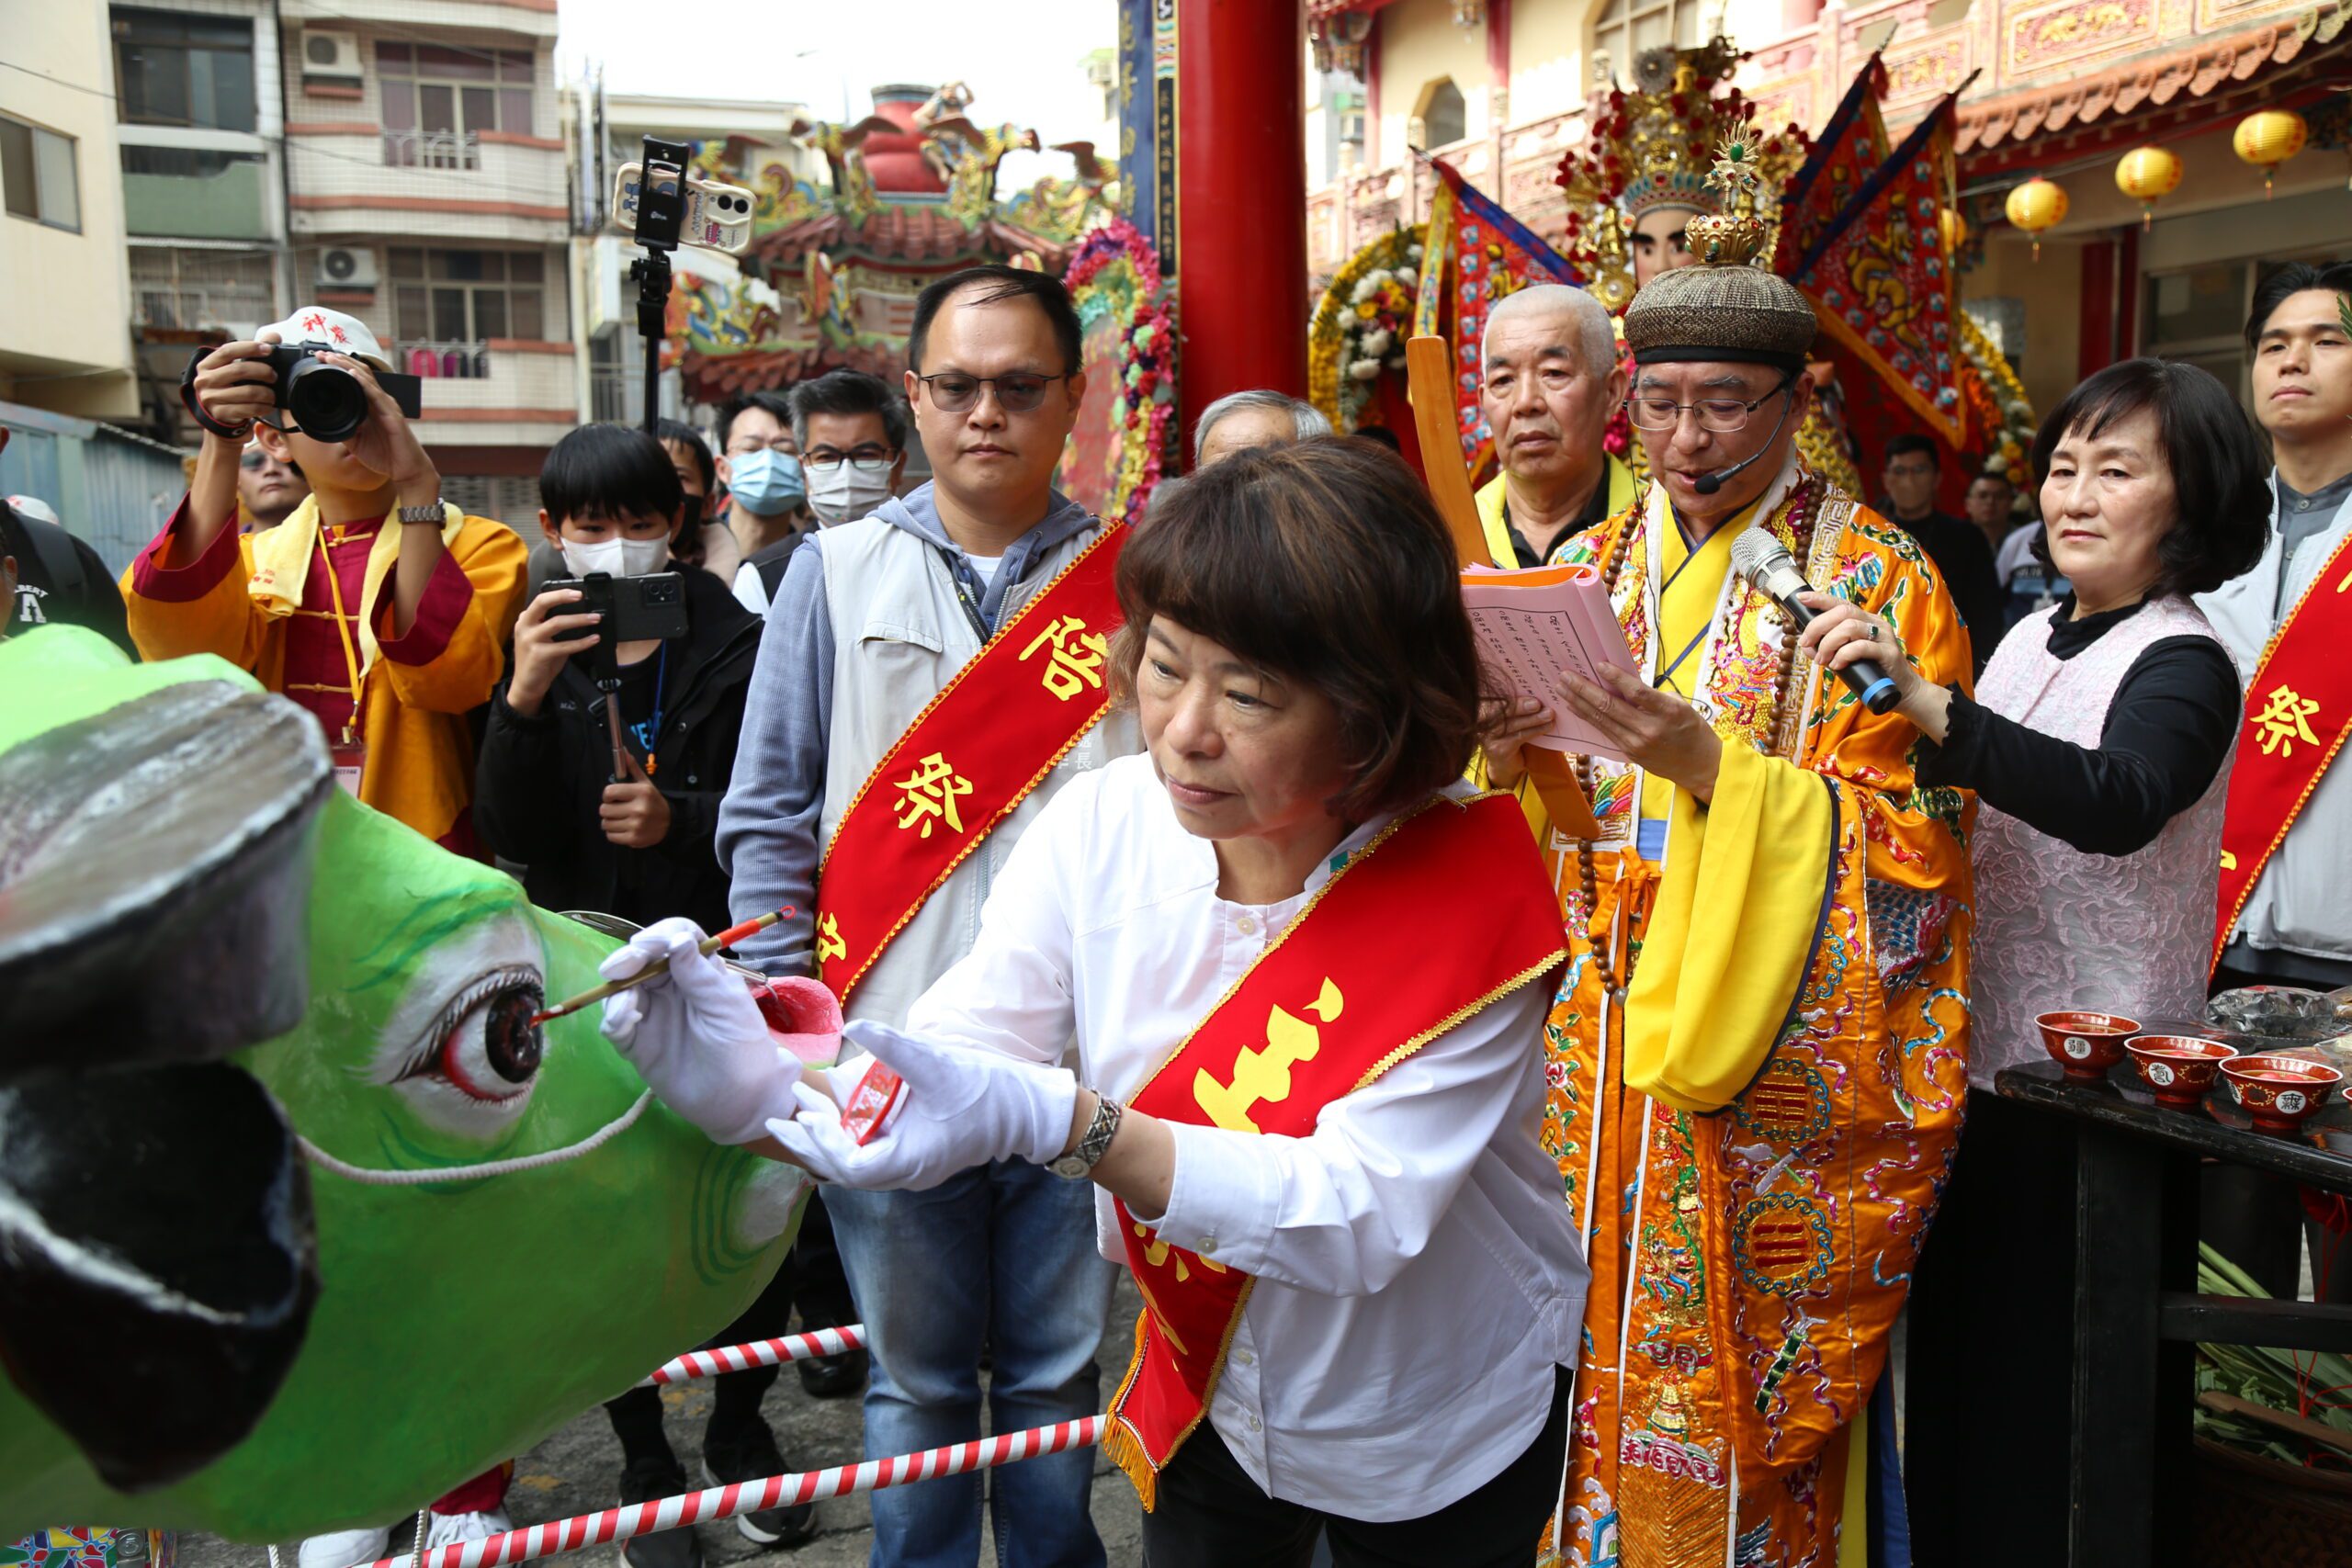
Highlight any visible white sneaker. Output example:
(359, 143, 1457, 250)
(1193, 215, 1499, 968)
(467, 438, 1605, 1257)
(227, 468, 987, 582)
(296, 1528, 392, 1568)
(422, 1511, 512, 1552)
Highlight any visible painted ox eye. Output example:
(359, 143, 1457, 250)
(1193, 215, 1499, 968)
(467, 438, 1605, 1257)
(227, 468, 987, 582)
(368, 908, 551, 1139)
(401, 967, 546, 1102)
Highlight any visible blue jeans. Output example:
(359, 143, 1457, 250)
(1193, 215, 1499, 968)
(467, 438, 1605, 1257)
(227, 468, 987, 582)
(825, 1159, 1114, 1568)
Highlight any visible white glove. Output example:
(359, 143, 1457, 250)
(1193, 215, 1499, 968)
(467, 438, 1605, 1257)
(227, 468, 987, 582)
(765, 1018, 1078, 1191)
(598, 916, 802, 1145)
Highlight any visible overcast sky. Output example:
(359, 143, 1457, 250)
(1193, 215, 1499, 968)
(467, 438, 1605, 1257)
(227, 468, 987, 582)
(556, 0, 1119, 190)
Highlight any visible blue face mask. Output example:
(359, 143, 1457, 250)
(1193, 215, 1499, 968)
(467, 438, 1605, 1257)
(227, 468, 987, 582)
(727, 449, 806, 516)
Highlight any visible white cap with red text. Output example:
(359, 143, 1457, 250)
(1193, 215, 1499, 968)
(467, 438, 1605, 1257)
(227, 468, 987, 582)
(260, 307, 394, 373)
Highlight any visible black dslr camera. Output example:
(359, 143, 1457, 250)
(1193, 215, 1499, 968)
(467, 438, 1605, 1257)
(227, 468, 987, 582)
(180, 343, 424, 444)
(255, 344, 423, 442)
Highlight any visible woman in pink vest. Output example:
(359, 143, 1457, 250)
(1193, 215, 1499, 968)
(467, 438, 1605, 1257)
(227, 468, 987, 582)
(1799, 356, 2271, 1568)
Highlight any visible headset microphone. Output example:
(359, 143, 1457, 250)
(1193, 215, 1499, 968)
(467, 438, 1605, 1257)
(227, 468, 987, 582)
(1691, 445, 1765, 496)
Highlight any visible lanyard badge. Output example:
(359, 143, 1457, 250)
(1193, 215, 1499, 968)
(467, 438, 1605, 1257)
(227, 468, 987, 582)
(318, 525, 369, 796)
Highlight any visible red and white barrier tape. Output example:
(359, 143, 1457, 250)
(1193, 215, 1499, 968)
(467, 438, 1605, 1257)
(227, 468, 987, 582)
(356, 1415, 1107, 1568)
(636, 1324, 866, 1388)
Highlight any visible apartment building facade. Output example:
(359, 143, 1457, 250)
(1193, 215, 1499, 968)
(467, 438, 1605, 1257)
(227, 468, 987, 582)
(108, 0, 294, 441)
(277, 0, 574, 525)
(1, 6, 141, 423)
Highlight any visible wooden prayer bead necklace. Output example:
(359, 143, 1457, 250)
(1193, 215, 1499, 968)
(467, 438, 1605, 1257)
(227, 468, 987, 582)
(1566, 480, 1818, 1003)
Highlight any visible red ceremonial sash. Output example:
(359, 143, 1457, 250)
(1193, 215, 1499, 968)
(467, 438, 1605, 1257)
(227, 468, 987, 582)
(815, 525, 1126, 1004)
(1100, 792, 1567, 1509)
(2212, 525, 2352, 972)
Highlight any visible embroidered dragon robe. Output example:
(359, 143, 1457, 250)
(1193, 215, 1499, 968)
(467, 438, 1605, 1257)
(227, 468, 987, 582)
(1537, 461, 1974, 1568)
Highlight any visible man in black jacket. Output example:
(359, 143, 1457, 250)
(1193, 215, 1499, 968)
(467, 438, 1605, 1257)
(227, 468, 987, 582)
(473, 423, 819, 1562)
(1877, 434, 2004, 670)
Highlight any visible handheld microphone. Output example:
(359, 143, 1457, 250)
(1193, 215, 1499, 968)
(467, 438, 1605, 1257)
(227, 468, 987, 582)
(1728, 530, 1903, 715)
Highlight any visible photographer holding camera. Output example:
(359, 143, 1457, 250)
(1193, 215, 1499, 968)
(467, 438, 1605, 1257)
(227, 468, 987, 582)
(126, 306, 526, 853)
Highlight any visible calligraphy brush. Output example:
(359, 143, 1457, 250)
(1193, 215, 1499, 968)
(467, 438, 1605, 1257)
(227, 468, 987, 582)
(529, 907, 794, 1026)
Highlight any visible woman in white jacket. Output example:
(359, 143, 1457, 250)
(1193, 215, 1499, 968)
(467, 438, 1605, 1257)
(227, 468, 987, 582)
(603, 438, 1589, 1567)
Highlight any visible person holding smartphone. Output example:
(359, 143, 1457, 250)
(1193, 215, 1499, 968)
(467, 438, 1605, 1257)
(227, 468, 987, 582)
(477, 423, 761, 921)
(472, 423, 820, 1553)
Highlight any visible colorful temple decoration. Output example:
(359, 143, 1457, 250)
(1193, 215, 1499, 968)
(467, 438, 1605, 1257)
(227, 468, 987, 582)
(1323, 39, 2037, 511)
(1054, 220, 1177, 525)
(1780, 73, 1975, 465)
(1306, 223, 1426, 458)
(667, 84, 1120, 402)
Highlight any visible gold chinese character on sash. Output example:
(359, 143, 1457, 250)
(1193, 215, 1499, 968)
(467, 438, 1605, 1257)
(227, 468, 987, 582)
(1193, 977, 1345, 1133)
(816, 911, 847, 964)
(2252, 683, 2324, 759)
(893, 751, 974, 838)
(1018, 614, 1109, 702)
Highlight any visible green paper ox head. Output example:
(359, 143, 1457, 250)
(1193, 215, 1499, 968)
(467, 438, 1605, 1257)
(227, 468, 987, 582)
(0, 627, 808, 1538)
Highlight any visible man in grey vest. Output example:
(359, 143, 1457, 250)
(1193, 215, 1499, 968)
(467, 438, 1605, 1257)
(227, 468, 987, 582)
(718, 265, 1129, 1568)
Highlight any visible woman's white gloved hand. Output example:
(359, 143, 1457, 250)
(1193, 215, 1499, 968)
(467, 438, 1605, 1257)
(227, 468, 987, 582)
(598, 916, 802, 1145)
(766, 1018, 1077, 1191)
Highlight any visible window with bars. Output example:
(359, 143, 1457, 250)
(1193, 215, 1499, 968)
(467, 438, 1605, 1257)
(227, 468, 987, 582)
(438, 475, 536, 529)
(389, 246, 547, 347)
(113, 8, 256, 133)
(130, 246, 276, 331)
(1590, 0, 1702, 81)
(377, 42, 535, 168)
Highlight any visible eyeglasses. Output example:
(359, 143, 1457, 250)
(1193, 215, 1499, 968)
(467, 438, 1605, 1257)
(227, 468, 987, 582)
(802, 451, 897, 473)
(915, 371, 1070, 414)
(1625, 373, 1794, 433)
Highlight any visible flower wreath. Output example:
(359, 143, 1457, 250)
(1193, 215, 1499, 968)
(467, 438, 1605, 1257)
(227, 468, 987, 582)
(1958, 312, 2035, 499)
(1307, 225, 1425, 434)
(1061, 220, 1176, 526)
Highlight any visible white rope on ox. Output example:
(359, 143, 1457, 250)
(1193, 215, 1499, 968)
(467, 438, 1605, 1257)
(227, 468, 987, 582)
(296, 1091, 654, 1185)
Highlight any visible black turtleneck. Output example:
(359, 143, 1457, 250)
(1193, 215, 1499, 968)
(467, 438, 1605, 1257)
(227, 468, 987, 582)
(1915, 595, 2240, 857)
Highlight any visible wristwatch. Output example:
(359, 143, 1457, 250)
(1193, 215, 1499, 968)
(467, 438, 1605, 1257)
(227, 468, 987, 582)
(396, 501, 446, 525)
(1047, 1092, 1124, 1179)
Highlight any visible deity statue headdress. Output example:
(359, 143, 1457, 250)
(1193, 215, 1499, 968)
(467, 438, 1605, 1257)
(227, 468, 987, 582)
(1555, 37, 1808, 312)
(1623, 146, 1817, 373)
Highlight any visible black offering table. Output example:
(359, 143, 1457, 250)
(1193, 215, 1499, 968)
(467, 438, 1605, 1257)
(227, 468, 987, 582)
(1995, 1019, 2352, 1568)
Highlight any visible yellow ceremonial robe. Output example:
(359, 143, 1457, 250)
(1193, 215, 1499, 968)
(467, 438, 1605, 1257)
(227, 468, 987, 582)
(1535, 462, 1975, 1568)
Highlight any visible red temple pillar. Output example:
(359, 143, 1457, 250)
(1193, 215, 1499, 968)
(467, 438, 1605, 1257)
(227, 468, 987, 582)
(1177, 0, 1309, 449)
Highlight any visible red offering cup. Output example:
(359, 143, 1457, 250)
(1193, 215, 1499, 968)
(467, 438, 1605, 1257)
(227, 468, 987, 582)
(2036, 1010, 2141, 1083)
(2125, 1036, 2237, 1110)
(2220, 1055, 2342, 1135)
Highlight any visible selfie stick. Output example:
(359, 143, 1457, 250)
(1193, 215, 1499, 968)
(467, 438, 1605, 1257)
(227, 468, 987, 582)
(628, 136, 695, 437)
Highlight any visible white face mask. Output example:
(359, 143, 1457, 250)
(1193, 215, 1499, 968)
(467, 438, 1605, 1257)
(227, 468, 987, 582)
(806, 457, 897, 525)
(560, 536, 670, 579)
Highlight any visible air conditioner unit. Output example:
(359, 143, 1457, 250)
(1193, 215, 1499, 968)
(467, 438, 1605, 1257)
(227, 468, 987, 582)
(300, 29, 364, 87)
(317, 247, 379, 292)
